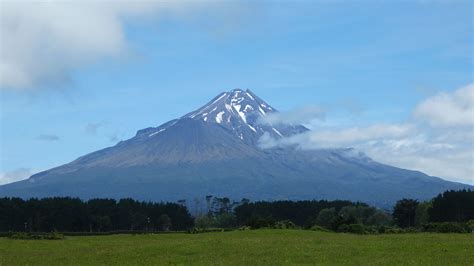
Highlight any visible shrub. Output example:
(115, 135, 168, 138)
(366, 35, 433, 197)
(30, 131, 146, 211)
(377, 225, 386, 234)
(404, 227, 422, 233)
(422, 222, 468, 233)
(273, 220, 296, 229)
(337, 224, 367, 234)
(8, 232, 64, 240)
(245, 216, 275, 229)
(361, 226, 379, 234)
(336, 224, 366, 234)
(351, 224, 366, 234)
(8, 232, 30, 239)
(44, 231, 65, 240)
(310, 225, 331, 232)
(467, 220, 474, 233)
(336, 224, 350, 233)
(384, 227, 405, 234)
(194, 215, 215, 229)
(187, 228, 229, 234)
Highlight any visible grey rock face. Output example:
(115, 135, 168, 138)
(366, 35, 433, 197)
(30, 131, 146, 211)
(0, 89, 471, 208)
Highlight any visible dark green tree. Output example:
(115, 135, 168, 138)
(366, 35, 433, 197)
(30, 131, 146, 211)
(393, 199, 419, 228)
(415, 201, 431, 226)
(429, 190, 474, 222)
(315, 208, 336, 228)
(157, 214, 172, 231)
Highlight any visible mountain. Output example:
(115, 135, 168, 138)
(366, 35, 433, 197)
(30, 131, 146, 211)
(0, 89, 471, 208)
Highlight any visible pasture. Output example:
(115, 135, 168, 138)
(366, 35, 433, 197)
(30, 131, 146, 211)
(0, 230, 473, 265)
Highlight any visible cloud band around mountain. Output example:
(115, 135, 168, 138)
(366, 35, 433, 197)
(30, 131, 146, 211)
(258, 84, 474, 184)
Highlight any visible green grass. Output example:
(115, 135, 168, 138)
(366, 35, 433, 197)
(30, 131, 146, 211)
(0, 230, 473, 265)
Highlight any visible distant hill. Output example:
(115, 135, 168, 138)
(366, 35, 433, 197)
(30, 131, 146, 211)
(1, 89, 470, 208)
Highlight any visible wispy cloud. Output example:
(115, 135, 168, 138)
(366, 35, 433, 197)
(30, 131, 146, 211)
(85, 121, 121, 143)
(0, 168, 33, 185)
(37, 134, 60, 141)
(259, 105, 326, 126)
(85, 122, 107, 136)
(338, 98, 365, 116)
(109, 133, 120, 143)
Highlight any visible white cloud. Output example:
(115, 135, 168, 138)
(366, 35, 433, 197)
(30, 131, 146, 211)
(85, 121, 107, 136)
(0, 1, 214, 89)
(259, 123, 413, 149)
(361, 137, 473, 184)
(259, 105, 326, 126)
(258, 84, 474, 184)
(0, 168, 33, 185)
(305, 124, 413, 147)
(414, 83, 474, 127)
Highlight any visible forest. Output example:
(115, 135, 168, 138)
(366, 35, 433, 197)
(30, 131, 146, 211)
(0, 189, 472, 233)
(0, 198, 193, 232)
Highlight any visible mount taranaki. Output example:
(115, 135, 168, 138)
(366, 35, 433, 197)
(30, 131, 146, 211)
(1, 89, 470, 208)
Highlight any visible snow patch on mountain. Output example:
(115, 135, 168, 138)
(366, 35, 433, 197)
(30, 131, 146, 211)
(149, 128, 166, 137)
(216, 111, 225, 123)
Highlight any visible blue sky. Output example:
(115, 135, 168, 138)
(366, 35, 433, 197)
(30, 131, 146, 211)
(1, 1, 473, 184)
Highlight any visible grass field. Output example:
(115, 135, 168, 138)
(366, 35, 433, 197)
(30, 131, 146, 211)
(0, 230, 473, 265)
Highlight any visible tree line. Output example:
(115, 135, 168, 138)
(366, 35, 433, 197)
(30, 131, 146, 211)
(0, 189, 472, 233)
(0, 197, 193, 232)
(392, 189, 474, 229)
(194, 190, 474, 233)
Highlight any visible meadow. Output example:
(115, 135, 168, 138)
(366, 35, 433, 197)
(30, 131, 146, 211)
(0, 230, 473, 265)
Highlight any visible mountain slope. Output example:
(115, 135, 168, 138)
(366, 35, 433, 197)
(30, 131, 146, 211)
(0, 89, 470, 208)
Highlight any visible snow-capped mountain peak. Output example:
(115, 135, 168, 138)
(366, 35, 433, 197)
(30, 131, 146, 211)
(181, 89, 306, 144)
(185, 89, 273, 124)
(141, 89, 307, 145)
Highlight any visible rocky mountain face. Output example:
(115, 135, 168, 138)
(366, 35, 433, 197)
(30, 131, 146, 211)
(0, 89, 470, 208)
